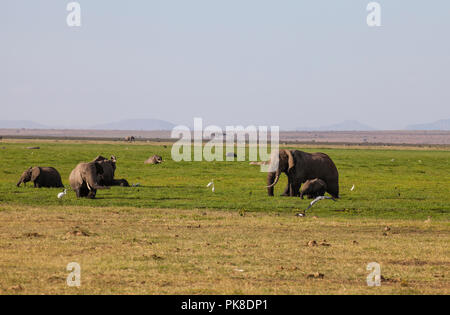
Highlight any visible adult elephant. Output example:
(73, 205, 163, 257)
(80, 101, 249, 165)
(92, 155, 116, 185)
(266, 149, 339, 198)
(93, 155, 129, 186)
(17, 167, 64, 188)
(69, 161, 108, 198)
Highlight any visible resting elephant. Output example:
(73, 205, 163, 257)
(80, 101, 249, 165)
(69, 161, 108, 198)
(145, 155, 163, 164)
(266, 149, 339, 198)
(92, 155, 129, 187)
(112, 179, 130, 187)
(17, 167, 64, 188)
(300, 178, 327, 199)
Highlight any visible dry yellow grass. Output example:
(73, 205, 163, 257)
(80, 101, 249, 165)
(0, 205, 448, 295)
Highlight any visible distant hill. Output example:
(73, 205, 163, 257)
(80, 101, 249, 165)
(406, 119, 450, 131)
(298, 120, 376, 131)
(0, 120, 49, 129)
(91, 119, 176, 131)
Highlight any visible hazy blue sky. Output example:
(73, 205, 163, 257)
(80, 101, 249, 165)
(1, 1, 449, 129)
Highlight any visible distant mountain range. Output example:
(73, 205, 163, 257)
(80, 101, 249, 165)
(406, 119, 450, 131)
(1, 118, 449, 131)
(90, 119, 176, 131)
(0, 119, 176, 131)
(297, 120, 376, 131)
(0, 120, 49, 129)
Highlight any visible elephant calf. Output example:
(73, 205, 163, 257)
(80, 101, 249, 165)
(17, 167, 64, 188)
(300, 178, 327, 199)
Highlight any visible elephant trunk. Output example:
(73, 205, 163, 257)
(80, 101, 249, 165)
(16, 178, 23, 187)
(267, 171, 280, 196)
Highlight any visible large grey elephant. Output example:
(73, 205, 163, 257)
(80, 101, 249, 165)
(69, 161, 108, 198)
(17, 167, 64, 188)
(266, 149, 339, 198)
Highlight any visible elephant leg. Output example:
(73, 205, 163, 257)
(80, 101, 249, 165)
(87, 189, 96, 199)
(79, 185, 89, 197)
(291, 181, 301, 197)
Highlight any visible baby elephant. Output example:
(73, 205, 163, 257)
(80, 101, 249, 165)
(300, 178, 327, 199)
(17, 167, 64, 188)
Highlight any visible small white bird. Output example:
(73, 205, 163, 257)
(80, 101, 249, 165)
(305, 196, 336, 211)
(351, 184, 355, 191)
(57, 189, 67, 199)
(206, 180, 215, 192)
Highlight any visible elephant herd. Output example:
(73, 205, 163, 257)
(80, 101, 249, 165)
(16, 149, 340, 200)
(17, 155, 129, 199)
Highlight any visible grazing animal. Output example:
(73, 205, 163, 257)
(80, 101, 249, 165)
(69, 161, 109, 198)
(266, 150, 339, 198)
(145, 155, 163, 164)
(17, 167, 64, 188)
(125, 136, 135, 142)
(300, 178, 327, 199)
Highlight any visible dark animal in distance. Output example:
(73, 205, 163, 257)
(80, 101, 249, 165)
(17, 167, 64, 188)
(125, 136, 135, 142)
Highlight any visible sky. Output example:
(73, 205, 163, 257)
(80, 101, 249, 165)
(1, 0, 449, 130)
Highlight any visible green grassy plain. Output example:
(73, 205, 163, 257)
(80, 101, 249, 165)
(0, 140, 449, 219)
(0, 140, 449, 294)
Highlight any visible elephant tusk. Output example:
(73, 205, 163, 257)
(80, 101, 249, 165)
(266, 174, 280, 188)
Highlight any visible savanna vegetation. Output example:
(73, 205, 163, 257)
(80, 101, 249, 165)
(0, 140, 448, 294)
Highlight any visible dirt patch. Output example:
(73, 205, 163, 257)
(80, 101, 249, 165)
(22, 232, 44, 238)
(66, 227, 94, 237)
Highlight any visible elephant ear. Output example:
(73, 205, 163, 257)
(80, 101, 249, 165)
(284, 150, 295, 171)
(110, 156, 117, 171)
(31, 167, 41, 181)
(93, 155, 107, 162)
